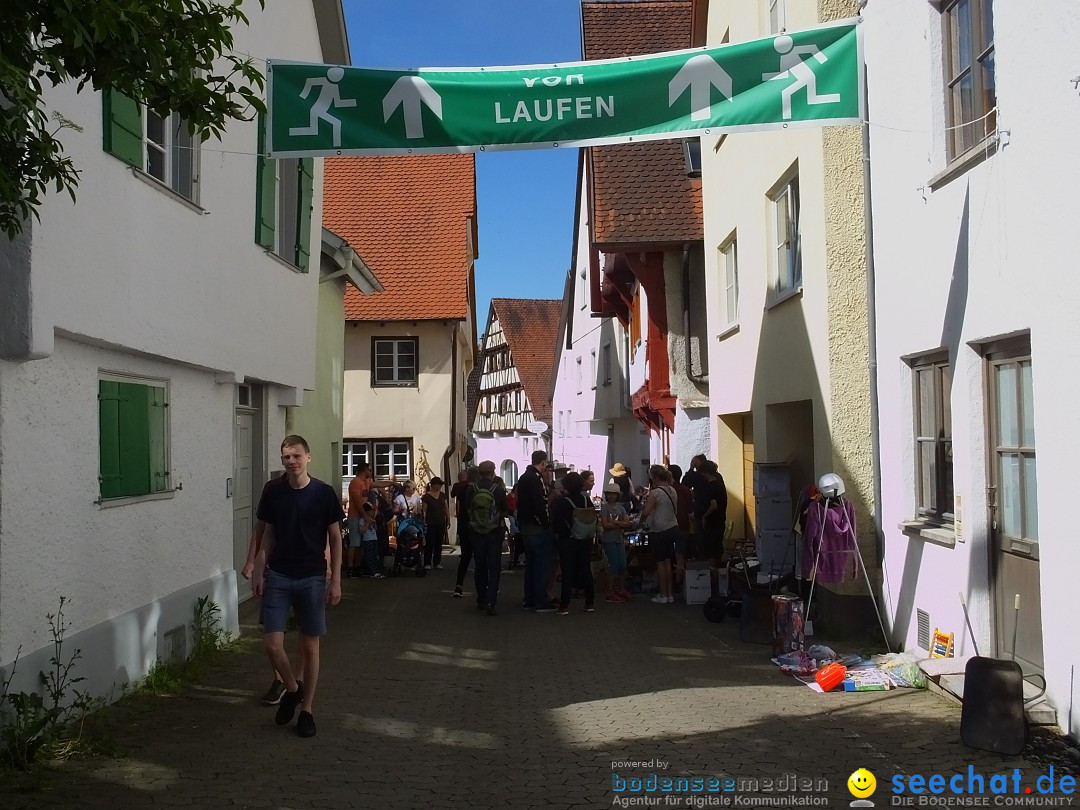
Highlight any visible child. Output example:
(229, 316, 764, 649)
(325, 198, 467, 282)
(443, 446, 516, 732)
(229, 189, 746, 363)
(600, 483, 633, 602)
(358, 501, 384, 579)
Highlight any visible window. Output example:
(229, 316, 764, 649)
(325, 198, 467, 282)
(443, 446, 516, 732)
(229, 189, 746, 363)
(942, 0, 996, 160)
(342, 442, 369, 478)
(988, 349, 1037, 544)
(103, 90, 199, 202)
(590, 350, 598, 390)
(770, 174, 801, 297)
(768, 0, 786, 34)
(602, 343, 612, 386)
(343, 439, 411, 480)
(682, 138, 702, 177)
(372, 338, 419, 387)
(497, 394, 508, 415)
(501, 460, 519, 487)
(720, 236, 740, 326)
(98, 377, 170, 499)
(579, 270, 588, 309)
(911, 353, 953, 523)
(255, 114, 314, 271)
(576, 357, 583, 394)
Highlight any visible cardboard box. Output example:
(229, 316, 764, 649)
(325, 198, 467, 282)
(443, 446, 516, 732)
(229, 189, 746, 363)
(640, 570, 658, 593)
(684, 567, 712, 605)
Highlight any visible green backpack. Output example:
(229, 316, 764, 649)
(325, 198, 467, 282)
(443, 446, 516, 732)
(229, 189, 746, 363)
(468, 482, 502, 534)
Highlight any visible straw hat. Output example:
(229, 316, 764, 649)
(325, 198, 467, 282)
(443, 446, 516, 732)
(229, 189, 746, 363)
(609, 462, 628, 477)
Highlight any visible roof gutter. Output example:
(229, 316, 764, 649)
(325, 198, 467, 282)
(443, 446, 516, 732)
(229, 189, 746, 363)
(320, 228, 382, 294)
(311, 0, 351, 66)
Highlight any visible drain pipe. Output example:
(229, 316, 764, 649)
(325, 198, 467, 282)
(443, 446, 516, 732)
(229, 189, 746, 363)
(441, 322, 459, 485)
(682, 245, 707, 383)
(860, 61, 889, 634)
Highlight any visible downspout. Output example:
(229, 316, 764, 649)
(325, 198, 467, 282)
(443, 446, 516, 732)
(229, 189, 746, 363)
(442, 322, 459, 485)
(861, 58, 888, 627)
(682, 244, 707, 383)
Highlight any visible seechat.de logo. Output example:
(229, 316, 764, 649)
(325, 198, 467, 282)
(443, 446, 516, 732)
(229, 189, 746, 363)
(848, 768, 877, 807)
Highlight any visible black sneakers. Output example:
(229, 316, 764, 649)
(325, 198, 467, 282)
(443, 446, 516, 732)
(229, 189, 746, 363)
(296, 710, 317, 738)
(275, 681, 303, 726)
(261, 679, 286, 705)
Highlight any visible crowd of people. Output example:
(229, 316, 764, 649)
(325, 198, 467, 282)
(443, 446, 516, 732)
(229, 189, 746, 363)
(240, 435, 728, 739)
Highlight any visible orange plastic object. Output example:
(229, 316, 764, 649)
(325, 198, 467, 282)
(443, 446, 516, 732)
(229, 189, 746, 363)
(815, 662, 847, 692)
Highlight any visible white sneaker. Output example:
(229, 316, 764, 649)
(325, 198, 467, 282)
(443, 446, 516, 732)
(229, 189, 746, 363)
(650, 595, 667, 604)
(666, 596, 675, 604)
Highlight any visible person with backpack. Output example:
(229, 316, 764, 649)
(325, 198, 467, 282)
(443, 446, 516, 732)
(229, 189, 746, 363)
(640, 465, 680, 604)
(550, 471, 597, 616)
(466, 460, 508, 616)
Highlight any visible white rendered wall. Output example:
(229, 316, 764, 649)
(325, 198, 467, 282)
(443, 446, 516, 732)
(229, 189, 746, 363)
(0, 3, 326, 694)
(25, 6, 326, 389)
(865, 0, 1080, 735)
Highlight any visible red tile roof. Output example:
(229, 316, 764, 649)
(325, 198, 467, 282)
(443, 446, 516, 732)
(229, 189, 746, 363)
(489, 298, 563, 426)
(324, 154, 477, 321)
(582, 0, 703, 247)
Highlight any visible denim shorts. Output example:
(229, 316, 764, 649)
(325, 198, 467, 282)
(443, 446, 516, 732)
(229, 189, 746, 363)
(262, 570, 327, 637)
(347, 518, 364, 549)
(602, 540, 628, 576)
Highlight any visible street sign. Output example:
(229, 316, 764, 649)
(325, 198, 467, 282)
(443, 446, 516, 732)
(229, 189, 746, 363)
(267, 19, 862, 158)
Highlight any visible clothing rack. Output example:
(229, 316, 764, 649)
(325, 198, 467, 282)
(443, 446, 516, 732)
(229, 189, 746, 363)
(803, 495, 891, 651)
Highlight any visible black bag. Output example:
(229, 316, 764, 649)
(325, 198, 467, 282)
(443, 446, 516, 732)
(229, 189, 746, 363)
(960, 657, 1028, 755)
(703, 595, 728, 623)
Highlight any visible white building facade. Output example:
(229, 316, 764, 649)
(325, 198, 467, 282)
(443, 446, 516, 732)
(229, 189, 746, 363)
(552, 161, 650, 485)
(0, 2, 349, 697)
(865, 0, 1080, 735)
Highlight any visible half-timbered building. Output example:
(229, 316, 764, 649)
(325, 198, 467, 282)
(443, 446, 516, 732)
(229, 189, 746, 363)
(472, 299, 562, 487)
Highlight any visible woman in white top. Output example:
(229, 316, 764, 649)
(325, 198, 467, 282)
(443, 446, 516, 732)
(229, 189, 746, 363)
(640, 464, 679, 604)
(393, 481, 423, 519)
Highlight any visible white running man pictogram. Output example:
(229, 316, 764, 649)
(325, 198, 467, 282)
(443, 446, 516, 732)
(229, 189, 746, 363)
(762, 35, 841, 120)
(288, 66, 357, 147)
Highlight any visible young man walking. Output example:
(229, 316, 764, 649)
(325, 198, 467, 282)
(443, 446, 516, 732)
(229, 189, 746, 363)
(253, 435, 343, 738)
(516, 450, 554, 612)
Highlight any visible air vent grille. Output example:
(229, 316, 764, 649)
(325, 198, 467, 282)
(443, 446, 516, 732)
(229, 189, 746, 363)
(917, 608, 931, 650)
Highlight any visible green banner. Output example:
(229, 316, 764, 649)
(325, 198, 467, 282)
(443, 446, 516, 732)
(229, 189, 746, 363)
(267, 20, 862, 157)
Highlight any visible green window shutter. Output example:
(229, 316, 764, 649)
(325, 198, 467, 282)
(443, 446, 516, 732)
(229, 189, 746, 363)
(118, 382, 151, 497)
(99, 380, 124, 498)
(255, 113, 277, 249)
(102, 89, 144, 168)
(296, 157, 315, 272)
(148, 386, 169, 493)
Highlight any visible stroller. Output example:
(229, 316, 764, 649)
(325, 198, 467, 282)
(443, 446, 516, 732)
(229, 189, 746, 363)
(392, 516, 427, 578)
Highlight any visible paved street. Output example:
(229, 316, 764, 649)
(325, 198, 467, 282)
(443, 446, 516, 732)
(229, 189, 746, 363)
(4, 556, 1051, 809)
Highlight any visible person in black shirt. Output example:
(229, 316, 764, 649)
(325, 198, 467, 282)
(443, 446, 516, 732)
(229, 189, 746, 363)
(253, 435, 343, 739)
(699, 460, 729, 566)
(422, 477, 449, 569)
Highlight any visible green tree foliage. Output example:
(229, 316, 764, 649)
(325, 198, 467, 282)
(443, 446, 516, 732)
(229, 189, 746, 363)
(0, 0, 267, 239)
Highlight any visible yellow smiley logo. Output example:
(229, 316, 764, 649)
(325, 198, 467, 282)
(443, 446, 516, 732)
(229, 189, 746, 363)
(848, 768, 877, 799)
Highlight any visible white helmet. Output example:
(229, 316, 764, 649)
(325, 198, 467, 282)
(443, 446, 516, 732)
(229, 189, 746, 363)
(817, 473, 845, 498)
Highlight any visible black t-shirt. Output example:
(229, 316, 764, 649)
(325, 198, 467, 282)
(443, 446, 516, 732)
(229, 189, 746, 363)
(422, 492, 449, 525)
(682, 469, 709, 519)
(702, 476, 729, 529)
(257, 477, 343, 578)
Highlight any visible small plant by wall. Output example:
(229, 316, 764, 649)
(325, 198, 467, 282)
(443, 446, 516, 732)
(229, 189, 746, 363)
(0, 597, 105, 770)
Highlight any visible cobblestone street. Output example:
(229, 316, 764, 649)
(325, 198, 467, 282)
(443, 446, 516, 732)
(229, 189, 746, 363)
(3, 559, 1059, 809)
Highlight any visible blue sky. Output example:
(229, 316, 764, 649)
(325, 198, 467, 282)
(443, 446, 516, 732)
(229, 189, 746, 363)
(341, 0, 583, 328)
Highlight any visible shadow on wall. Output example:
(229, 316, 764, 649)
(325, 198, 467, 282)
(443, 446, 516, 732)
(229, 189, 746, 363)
(750, 283, 879, 639)
(0, 571, 239, 704)
(889, 186, 972, 651)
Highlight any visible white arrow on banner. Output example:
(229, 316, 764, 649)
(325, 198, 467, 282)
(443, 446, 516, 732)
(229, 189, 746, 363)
(382, 76, 443, 139)
(668, 54, 733, 122)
